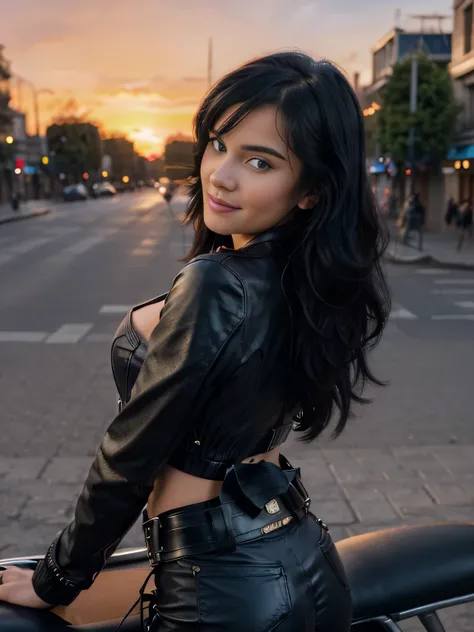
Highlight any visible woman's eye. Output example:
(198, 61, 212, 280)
(211, 138, 225, 152)
(247, 158, 271, 171)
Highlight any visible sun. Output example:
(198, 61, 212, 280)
(128, 128, 164, 156)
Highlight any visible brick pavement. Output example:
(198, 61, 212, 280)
(1, 442, 473, 558)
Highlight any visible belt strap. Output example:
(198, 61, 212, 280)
(143, 476, 310, 566)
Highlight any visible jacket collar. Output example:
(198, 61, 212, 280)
(239, 226, 285, 250)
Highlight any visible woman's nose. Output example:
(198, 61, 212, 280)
(209, 163, 237, 192)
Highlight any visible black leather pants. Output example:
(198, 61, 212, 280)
(146, 511, 352, 631)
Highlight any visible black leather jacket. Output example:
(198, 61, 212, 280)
(32, 228, 299, 606)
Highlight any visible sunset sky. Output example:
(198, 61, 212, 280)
(2, 0, 452, 156)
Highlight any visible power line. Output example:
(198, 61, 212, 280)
(409, 14, 451, 33)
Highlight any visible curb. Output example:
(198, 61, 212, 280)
(384, 251, 474, 271)
(0, 208, 50, 226)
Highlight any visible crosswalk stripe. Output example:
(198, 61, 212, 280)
(45, 324, 93, 344)
(61, 236, 105, 255)
(454, 301, 474, 309)
(390, 307, 417, 320)
(434, 279, 474, 285)
(0, 332, 48, 342)
(99, 305, 132, 314)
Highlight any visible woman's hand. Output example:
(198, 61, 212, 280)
(0, 567, 53, 609)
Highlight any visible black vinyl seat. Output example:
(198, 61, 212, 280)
(336, 523, 474, 622)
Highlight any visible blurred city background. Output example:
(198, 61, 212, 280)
(0, 1, 473, 629)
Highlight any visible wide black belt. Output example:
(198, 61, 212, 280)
(143, 463, 312, 567)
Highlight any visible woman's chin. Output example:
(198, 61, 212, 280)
(203, 210, 235, 236)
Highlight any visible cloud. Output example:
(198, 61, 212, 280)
(122, 80, 151, 92)
(98, 90, 199, 114)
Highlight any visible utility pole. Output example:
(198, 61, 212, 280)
(407, 33, 428, 195)
(408, 54, 418, 195)
(207, 37, 213, 89)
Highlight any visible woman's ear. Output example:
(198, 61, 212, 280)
(297, 191, 319, 210)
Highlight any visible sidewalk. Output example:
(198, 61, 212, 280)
(385, 219, 474, 269)
(0, 200, 50, 225)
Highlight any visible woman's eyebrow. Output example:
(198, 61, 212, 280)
(240, 144, 287, 161)
(209, 129, 287, 161)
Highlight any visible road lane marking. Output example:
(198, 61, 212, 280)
(431, 315, 474, 321)
(454, 301, 474, 309)
(390, 307, 417, 320)
(431, 289, 474, 295)
(99, 305, 132, 314)
(141, 239, 157, 246)
(9, 238, 52, 254)
(45, 323, 93, 344)
(415, 269, 450, 275)
(0, 332, 48, 342)
(434, 279, 474, 285)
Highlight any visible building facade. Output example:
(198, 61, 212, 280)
(448, 0, 474, 203)
(363, 28, 452, 229)
(365, 29, 452, 98)
(0, 44, 14, 204)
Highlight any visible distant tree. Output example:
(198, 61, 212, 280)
(46, 120, 102, 182)
(377, 55, 461, 171)
(164, 137, 195, 181)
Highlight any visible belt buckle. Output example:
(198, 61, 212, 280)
(143, 517, 162, 567)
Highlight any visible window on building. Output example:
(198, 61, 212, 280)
(464, 3, 473, 54)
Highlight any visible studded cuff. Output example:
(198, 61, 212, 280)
(32, 536, 84, 606)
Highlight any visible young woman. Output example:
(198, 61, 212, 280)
(0, 51, 390, 630)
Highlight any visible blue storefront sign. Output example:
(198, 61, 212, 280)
(447, 145, 474, 161)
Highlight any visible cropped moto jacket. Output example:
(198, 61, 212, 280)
(32, 227, 299, 606)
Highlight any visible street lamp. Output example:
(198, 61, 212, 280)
(5, 135, 14, 144)
(14, 75, 54, 136)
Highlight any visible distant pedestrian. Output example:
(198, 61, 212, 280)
(456, 199, 473, 251)
(444, 197, 458, 229)
(402, 192, 425, 250)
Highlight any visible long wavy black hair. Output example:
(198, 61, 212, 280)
(182, 51, 391, 442)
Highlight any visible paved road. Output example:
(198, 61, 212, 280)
(0, 192, 472, 629)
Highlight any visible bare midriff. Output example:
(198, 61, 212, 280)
(132, 301, 282, 520)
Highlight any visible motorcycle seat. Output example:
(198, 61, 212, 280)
(336, 523, 474, 622)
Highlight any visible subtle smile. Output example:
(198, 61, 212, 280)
(208, 193, 241, 213)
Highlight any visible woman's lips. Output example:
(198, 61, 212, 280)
(208, 193, 241, 213)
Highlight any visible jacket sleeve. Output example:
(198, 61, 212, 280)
(32, 258, 245, 605)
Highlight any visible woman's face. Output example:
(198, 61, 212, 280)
(200, 104, 316, 249)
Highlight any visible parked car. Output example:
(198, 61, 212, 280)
(63, 184, 88, 202)
(92, 182, 117, 197)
